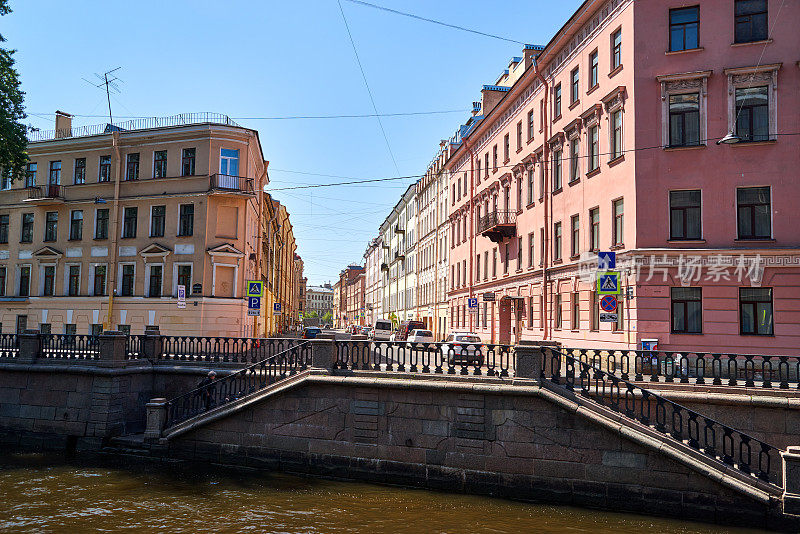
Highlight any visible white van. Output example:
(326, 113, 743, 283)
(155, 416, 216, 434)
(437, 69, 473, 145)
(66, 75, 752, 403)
(372, 320, 393, 341)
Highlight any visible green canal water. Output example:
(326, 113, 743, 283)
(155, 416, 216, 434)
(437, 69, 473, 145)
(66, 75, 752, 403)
(0, 453, 768, 533)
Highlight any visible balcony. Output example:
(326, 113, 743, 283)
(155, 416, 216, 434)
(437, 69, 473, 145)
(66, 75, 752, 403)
(393, 250, 405, 262)
(478, 210, 516, 243)
(394, 224, 404, 234)
(24, 185, 65, 205)
(209, 174, 254, 196)
(380, 262, 389, 271)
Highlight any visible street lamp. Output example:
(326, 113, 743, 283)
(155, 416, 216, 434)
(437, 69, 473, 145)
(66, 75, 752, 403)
(716, 131, 741, 145)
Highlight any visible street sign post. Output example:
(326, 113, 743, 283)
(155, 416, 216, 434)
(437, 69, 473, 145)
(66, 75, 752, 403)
(246, 281, 264, 298)
(483, 292, 496, 302)
(598, 251, 616, 270)
(599, 294, 617, 312)
(273, 302, 282, 315)
(600, 312, 618, 323)
(248, 296, 261, 317)
(467, 297, 478, 309)
(597, 271, 621, 294)
(177, 285, 186, 309)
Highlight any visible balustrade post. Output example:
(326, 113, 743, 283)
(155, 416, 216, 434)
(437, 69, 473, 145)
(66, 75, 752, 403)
(310, 338, 337, 370)
(144, 398, 168, 441)
(142, 326, 162, 361)
(17, 330, 41, 363)
(515, 341, 544, 379)
(98, 331, 127, 368)
(782, 446, 800, 514)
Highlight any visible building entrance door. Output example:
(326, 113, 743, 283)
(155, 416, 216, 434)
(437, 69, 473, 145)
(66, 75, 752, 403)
(498, 298, 512, 345)
(16, 315, 27, 334)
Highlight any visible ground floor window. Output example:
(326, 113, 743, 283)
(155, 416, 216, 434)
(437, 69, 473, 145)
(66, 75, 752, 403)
(740, 287, 773, 335)
(671, 287, 702, 333)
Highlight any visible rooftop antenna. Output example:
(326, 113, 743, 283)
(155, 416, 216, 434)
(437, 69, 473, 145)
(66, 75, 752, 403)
(82, 67, 122, 125)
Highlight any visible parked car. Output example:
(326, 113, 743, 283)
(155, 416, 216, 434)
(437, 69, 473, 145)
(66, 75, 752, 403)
(361, 327, 374, 338)
(441, 332, 483, 365)
(302, 327, 321, 339)
(372, 320, 393, 341)
(407, 329, 434, 343)
(395, 320, 426, 342)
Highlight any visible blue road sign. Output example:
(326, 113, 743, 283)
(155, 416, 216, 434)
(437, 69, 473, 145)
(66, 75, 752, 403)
(597, 272, 620, 294)
(273, 302, 282, 315)
(598, 251, 616, 270)
(246, 280, 264, 297)
(248, 296, 261, 309)
(467, 297, 478, 308)
(600, 295, 617, 312)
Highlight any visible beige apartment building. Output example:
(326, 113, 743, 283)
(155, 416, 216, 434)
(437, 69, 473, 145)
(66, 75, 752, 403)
(0, 112, 268, 337)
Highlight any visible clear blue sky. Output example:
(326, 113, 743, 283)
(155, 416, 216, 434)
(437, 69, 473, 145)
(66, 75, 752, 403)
(5, 0, 581, 285)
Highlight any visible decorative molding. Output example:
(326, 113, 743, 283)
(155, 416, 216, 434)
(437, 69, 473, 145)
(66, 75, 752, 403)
(601, 86, 626, 112)
(580, 104, 603, 126)
(565, 118, 582, 139)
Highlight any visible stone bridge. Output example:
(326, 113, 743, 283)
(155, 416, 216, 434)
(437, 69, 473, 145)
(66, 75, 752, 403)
(1, 330, 799, 531)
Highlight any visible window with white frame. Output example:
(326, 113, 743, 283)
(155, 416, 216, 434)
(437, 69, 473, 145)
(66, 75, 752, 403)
(725, 65, 779, 142)
(658, 71, 710, 148)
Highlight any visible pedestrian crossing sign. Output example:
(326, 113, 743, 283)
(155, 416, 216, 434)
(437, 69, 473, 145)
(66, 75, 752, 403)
(246, 280, 264, 297)
(597, 271, 621, 294)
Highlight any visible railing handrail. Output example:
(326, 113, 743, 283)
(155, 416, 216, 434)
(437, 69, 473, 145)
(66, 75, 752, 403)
(478, 210, 516, 233)
(547, 347, 781, 485)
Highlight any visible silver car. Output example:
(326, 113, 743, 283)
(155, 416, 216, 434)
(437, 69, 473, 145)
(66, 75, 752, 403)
(441, 333, 483, 365)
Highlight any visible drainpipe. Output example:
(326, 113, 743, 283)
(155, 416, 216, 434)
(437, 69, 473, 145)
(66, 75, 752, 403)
(532, 57, 551, 341)
(464, 140, 475, 333)
(105, 131, 122, 331)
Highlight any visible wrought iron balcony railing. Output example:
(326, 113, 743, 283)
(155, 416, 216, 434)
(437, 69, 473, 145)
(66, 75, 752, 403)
(209, 174, 254, 194)
(26, 184, 64, 200)
(478, 210, 516, 242)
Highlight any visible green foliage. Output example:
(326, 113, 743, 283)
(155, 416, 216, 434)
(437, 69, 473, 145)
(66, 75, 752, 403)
(321, 311, 333, 324)
(0, 0, 29, 183)
(305, 310, 319, 319)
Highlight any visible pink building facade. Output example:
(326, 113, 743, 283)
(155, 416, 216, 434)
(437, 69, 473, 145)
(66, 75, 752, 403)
(446, 0, 799, 353)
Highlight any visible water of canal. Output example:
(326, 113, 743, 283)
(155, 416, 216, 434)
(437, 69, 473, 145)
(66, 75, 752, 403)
(0, 453, 767, 533)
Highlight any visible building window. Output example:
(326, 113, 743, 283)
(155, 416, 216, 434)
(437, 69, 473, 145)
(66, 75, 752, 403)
(516, 121, 522, 150)
(44, 211, 58, 242)
(516, 176, 522, 211)
(93, 265, 107, 296)
(570, 215, 580, 257)
(125, 153, 140, 181)
(220, 148, 239, 176)
(99, 155, 111, 182)
(503, 244, 509, 274)
(484, 153, 489, 178)
(504, 133, 510, 162)
(737, 186, 771, 239)
(0, 266, 5, 297)
(589, 208, 599, 252)
(148, 265, 163, 298)
(669, 6, 699, 51)
(570, 67, 579, 104)
(526, 168, 534, 205)
(611, 110, 623, 159)
(554, 293, 562, 329)
(181, 148, 196, 176)
(569, 140, 580, 182)
(0, 214, 8, 244)
(492, 248, 497, 277)
(553, 221, 562, 261)
(740, 287, 773, 335)
(68, 265, 80, 296)
(735, 0, 767, 43)
(150, 205, 165, 237)
(613, 199, 624, 246)
(483, 251, 488, 281)
(589, 50, 598, 88)
(516, 237, 522, 271)
(668, 93, 700, 147)
(69, 210, 83, 241)
(74, 158, 86, 185)
(527, 110, 534, 139)
(492, 145, 497, 171)
(553, 83, 562, 118)
(154, 150, 168, 178)
(735, 86, 769, 142)
(476, 159, 481, 185)
(669, 190, 701, 240)
(671, 287, 702, 333)
(95, 209, 109, 239)
(25, 162, 36, 188)
(177, 265, 192, 292)
(42, 265, 55, 296)
(539, 228, 545, 266)
(63, 323, 76, 335)
(571, 292, 580, 330)
(552, 150, 562, 191)
(588, 125, 599, 171)
(18, 266, 30, 297)
(121, 264, 135, 296)
(611, 29, 622, 70)
(528, 232, 534, 267)
(49, 161, 61, 185)
(615, 294, 625, 331)
(122, 207, 138, 238)
(590, 291, 599, 330)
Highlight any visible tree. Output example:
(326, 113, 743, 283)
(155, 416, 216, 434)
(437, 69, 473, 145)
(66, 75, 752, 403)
(0, 0, 28, 182)
(305, 311, 319, 319)
(321, 311, 333, 325)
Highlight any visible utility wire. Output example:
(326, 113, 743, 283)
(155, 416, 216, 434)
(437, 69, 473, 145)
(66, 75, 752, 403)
(343, 0, 524, 45)
(336, 0, 401, 176)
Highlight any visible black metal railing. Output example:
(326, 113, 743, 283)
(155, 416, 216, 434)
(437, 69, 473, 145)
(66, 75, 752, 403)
(209, 174, 254, 194)
(0, 334, 19, 358)
(561, 348, 800, 389)
(126, 335, 146, 360)
(40, 334, 99, 360)
(543, 347, 782, 486)
(164, 341, 311, 427)
(477, 210, 516, 234)
(26, 184, 63, 200)
(335, 340, 514, 377)
(159, 336, 304, 364)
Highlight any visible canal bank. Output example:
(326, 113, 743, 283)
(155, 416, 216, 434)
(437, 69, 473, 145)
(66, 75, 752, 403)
(0, 452, 770, 533)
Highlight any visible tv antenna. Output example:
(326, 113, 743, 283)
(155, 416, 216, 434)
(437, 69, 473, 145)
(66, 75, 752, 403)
(82, 67, 122, 125)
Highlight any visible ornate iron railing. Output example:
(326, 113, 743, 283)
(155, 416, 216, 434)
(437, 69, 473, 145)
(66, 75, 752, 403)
(159, 336, 304, 364)
(26, 184, 63, 200)
(209, 174, 254, 194)
(477, 210, 516, 234)
(335, 340, 514, 377)
(164, 341, 311, 427)
(40, 334, 99, 360)
(561, 348, 800, 389)
(0, 334, 19, 358)
(543, 347, 782, 486)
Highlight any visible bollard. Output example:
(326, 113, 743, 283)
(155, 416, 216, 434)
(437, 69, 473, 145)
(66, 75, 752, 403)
(17, 329, 41, 363)
(514, 341, 546, 379)
(782, 446, 800, 514)
(310, 338, 337, 370)
(144, 398, 168, 440)
(142, 326, 162, 361)
(98, 331, 127, 368)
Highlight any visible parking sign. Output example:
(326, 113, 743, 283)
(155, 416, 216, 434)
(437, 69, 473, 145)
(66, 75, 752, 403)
(273, 302, 282, 315)
(177, 285, 186, 309)
(467, 297, 478, 309)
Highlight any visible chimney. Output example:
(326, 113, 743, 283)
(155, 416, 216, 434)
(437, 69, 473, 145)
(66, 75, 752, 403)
(523, 44, 545, 71)
(480, 85, 509, 116)
(55, 111, 73, 139)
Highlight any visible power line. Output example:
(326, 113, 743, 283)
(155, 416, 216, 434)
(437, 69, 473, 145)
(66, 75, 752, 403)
(342, 0, 524, 45)
(337, 0, 401, 176)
